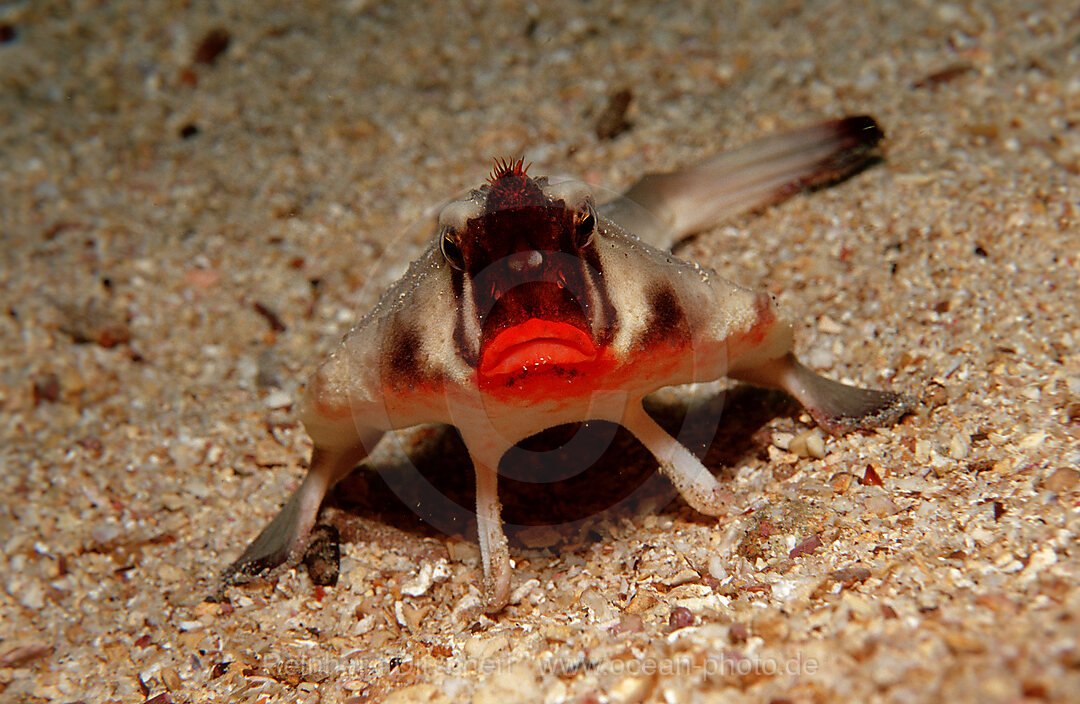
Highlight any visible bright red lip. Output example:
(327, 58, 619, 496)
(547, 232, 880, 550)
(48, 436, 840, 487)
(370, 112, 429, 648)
(479, 318, 598, 377)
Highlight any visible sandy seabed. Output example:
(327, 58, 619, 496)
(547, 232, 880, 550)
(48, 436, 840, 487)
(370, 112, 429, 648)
(1, 1, 1079, 702)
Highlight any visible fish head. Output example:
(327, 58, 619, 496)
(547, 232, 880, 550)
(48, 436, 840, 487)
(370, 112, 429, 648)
(438, 159, 612, 384)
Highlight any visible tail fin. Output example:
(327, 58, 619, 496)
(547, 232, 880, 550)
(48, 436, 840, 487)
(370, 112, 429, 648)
(601, 116, 883, 249)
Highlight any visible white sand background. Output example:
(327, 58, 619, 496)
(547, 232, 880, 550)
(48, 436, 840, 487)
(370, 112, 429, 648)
(1, 1, 1078, 702)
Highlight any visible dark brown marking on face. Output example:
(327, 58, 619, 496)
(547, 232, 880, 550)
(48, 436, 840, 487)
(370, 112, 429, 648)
(384, 321, 428, 387)
(633, 282, 691, 351)
(579, 244, 618, 347)
(450, 267, 479, 368)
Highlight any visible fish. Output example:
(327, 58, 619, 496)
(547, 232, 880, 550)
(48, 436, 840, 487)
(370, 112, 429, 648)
(221, 115, 913, 612)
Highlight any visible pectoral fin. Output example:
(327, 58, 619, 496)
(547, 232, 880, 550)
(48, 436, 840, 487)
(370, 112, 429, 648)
(730, 352, 915, 435)
(220, 444, 375, 585)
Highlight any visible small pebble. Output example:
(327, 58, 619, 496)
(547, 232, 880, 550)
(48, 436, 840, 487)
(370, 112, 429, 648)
(949, 433, 971, 459)
(790, 430, 826, 459)
(829, 472, 856, 491)
(508, 578, 540, 605)
(772, 432, 794, 451)
(401, 562, 436, 597)
(263, 389, 294, 409)
(1018, 431, 1048, 450)
(395, 601, 428, 633)
(863, 495, 900, 516)
(581, 588, 614, 621)
(806, 432, 826, 459)
(818, 315, 844, 334)
(450, 594, 482, 628)
(193, 28, 231, 65)
(789, 534, 823, 558)
(32, 372, 61, 404)
(829, 566, 872, 587)
(609, 676, 649, 704)
(1043, 467, 1078, 493)
(668, 606, 694, 629)
(595, 88, 633, 140)
(253, 438, 291, 466)
(160, 667, 181, 691)
(611, 613, 644, 635)
(661, 568, 699, 587)
(446, 539, 480, 565)
(302, 525, 341, 586)
(861, 465, 885, 487)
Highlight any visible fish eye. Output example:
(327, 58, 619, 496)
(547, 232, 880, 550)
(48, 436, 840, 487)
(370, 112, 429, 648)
(574, 202, 596, 248)
(440, 228, 465, 271)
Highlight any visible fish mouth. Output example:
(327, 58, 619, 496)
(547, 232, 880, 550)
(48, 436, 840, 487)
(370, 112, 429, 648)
(479, 317, 599, 377)
(477, 277, 598, 378)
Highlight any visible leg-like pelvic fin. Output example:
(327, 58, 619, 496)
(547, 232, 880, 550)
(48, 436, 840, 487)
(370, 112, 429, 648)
(621, 402, 730, 516)
(731, 352, 915, 436)
(472, 457, 512, 613)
